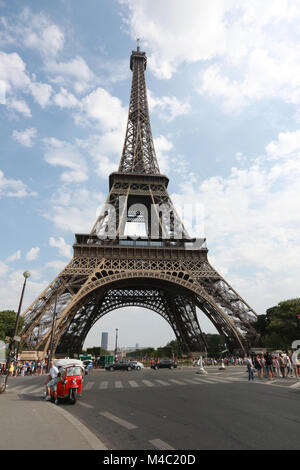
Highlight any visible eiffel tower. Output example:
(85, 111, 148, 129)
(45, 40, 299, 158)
(20, 42, 261, 357)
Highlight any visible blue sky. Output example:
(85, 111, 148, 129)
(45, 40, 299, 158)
(1, 0, 300, 350)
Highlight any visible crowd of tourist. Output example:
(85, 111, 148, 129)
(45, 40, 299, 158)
(1, 352, 299, 381)
(244, 351, 300, 380)
(0, 360, 48, 376)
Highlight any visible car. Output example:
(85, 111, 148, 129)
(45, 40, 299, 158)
(151, 360, 177, 370)
(105, 361, 135, 371)
(130, 361, 144, 371)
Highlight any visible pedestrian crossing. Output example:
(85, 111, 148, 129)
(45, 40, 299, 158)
(81, 375, 247, 390)
(6, 374, 300, 394)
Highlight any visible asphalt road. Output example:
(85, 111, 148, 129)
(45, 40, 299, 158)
(6, 366, 300, 450)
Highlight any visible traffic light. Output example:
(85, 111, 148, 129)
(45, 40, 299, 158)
(296, 316, 300, 328)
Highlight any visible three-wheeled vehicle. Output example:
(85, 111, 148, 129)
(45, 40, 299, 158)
(53, 359, 84, 404)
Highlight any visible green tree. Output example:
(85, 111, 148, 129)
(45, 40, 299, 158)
(0, 310, 24, 342)
(85, 347, 109, 356)
(261, 298, 300, 350)
(203, 333, 226, 358)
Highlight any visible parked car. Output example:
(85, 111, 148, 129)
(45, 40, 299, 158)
(130, 361, 144, 371)
(105, 361, 135, 371)
(151, 360, 177, 370)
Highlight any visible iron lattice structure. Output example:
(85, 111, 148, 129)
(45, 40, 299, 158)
(20, 45, 262, 356)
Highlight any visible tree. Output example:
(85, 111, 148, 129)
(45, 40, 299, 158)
(84, 347, 109, 357)
(202, 333, 226, 358)
(0, 310, 24, 342)
(256, 298, 300, 350)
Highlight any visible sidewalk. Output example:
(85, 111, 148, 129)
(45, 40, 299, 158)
(0, 388, 107, 450)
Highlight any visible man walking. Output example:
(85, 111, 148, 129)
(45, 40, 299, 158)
(245, 354, 254, 381)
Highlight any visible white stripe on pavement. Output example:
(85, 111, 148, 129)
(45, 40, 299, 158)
(289, 381, 300, 389)
(128, 380, 139, 388)
(55, 405, 107, 450)
(78, 402, 94, 409)
(168, 379, 186, 385)
(154, 379, 171, 386)
(115, 381, 123, 389)
(149, 439, 175, 450)
(21, 385, 39, 393)
(183, 378, 205, 384)
(100, 411, 137, 430)
(84, 382, 94, 390)
(99, 381, 108, 390)
(142, 380, 155, 387)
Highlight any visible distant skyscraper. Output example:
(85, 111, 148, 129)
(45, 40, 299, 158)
(101, 332, 108, 351)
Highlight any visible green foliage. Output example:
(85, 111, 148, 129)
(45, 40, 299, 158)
(257, 298, 300, 350)
(202, 333, 226, 358)
(0, 310, 24, 342)
(83, 347, 109, 357)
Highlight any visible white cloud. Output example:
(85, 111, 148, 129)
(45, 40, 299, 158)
(46, 56, 94, 93)
(12, 128, 37, 147)
(171, 129, 300, 314)
(6, 250, 21, 263)
(45, 260, 67, 271)
(26, 247, 40, 261)
(0, 7, 64, 58)
(0, 169, 36, 198)
(49, 236, 72, 259)
(120, 0, 300, 110)
(266, 130, 300, 159)
(0, 260, 9, 277)
(29, 81, 53, 108)
(148, 90, 191, 122)
(0, 267, 48, 312)
(153, 135, 173, 175)
(43, 137, 88, 183)
(46, 187, 105, 233)
(82, 87, 127, 131)
(53, 87, 79, 108)
(74, 88, 127, 179)
(0, 51, 53, 112)
(6, 97, 31, 117)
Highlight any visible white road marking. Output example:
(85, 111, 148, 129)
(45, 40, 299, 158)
(183, 378, 205, 384)
(142, 380, 155, 387)
(168, 379, 186, 385)
(99, 381, 108, 390)
(194, 378, 220, 384)
(78, 402, 94, 409)
(115, 381, 123, 389)
(290, 381, 300, 389)
(55, 405, 107, 450)
(154, 380, 171, 386)
(128, 380, 139, 388)
(149, 439, 175, 450)
(21, 385, 39, 393)
(100, 411, 137, 430)
(84, 382, 94, 390)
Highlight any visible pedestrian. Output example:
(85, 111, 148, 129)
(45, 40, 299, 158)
(245, 354, 254, 381)
(8, 362, 14, 377)
(291, 351, 299, 379)
(265, 352, 273, 378)
(254, 354, 263, 379)
(285, 353, 293, 378)
(261, 355, 267, 378)
(279, 354, 286, 378)
(44, 360, 58, 400)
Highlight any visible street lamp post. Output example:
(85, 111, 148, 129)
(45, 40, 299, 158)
(114, 328, 118, 362)
(46, 286, 59, 373)
(3, 271, 31, 392)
